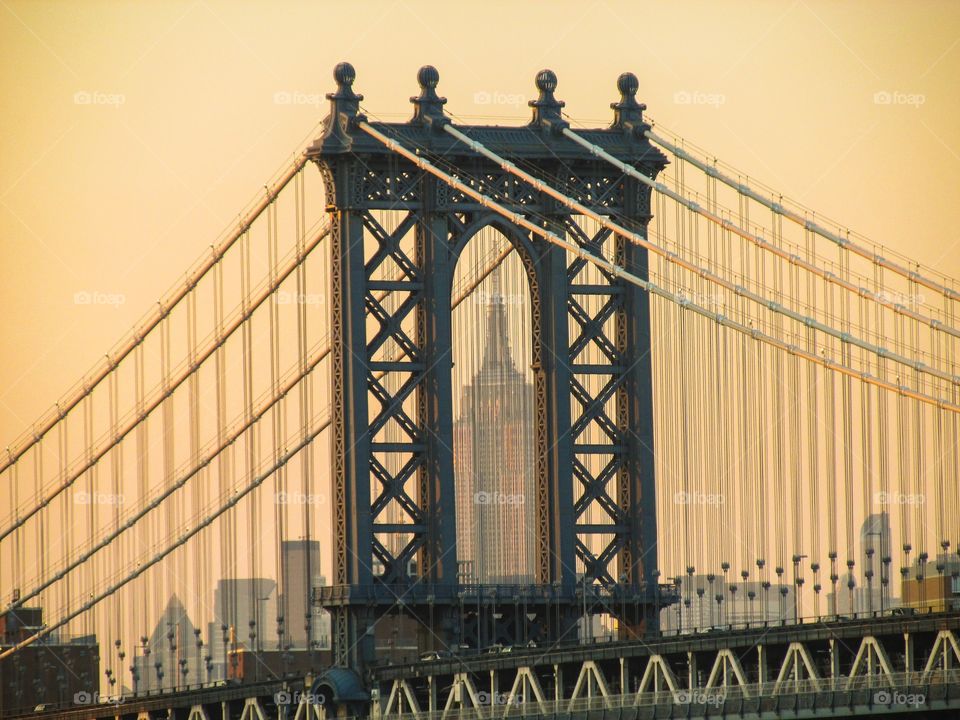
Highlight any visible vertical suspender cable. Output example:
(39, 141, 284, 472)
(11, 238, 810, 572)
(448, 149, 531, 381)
(241, 227, 257, 651)
(268, 197, 284, 652)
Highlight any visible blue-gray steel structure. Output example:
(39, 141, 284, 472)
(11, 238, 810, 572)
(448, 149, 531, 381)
(308, 63, 669, 674)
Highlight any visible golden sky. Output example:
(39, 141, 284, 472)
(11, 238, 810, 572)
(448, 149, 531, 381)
(2, 0, 960, 448)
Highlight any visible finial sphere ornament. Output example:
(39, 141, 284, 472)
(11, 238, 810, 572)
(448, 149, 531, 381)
(535, 69, 558, 93)
(617, 72, 639, 97)
(418, 65, 440, 90)
(334, 62, 356, 86)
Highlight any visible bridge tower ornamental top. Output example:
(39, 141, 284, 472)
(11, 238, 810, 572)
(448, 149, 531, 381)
(310, 62, 667, 169)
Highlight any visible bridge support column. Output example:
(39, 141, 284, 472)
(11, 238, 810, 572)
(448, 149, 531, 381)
(328, 195, 374, 668)
(427, 676, 437, 714)
(829, 639, 841, 690)
(309, 63, 671, 680)
(415, 174, 459, 650)
(616, 189, 658, 631)
(687, 651, 698, 690)
(533, 231, 575, 595)
(758, 644, 769, 685)
(905, 632, 915, 678)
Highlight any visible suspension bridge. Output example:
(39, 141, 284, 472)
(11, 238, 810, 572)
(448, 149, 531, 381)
(0, 63, 958, 719)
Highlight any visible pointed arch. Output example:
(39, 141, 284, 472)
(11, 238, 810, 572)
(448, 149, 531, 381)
(773, 642, 822, 694)
(635, 655, 681, 704)
(238, 698, 268, 720)
(922, 630, 960, 680)
(846, 636, 896, 689)
(186, 707, 210, 720)
(441, 673, 485, 720)
(292, 692, 324, 720)
(502, 666, 547, 716)
(704, 649, 752, 698)
(568, 660, 613, 710)
(384, 679, 422, 719)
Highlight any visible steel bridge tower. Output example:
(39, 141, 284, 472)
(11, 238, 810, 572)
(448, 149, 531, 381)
(309, 62, 669, 676)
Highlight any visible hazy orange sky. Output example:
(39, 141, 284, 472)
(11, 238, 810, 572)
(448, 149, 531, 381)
(2, 0, 959, 448)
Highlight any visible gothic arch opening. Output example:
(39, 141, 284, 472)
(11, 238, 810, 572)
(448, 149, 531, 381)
(451, 226, 537, 585)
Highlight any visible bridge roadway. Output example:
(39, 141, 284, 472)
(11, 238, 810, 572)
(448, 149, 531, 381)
(20, 611, 960, 720)
(377, 611, 958, 679)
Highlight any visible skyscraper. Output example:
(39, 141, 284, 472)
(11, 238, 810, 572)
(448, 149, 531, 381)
(205, 577, 277, 681)
(860, 513, 892, 566)
(133, 594, 199, 692)
(280, 540, 327, 649)
(453, 269, 536, 584)
(859, 512, 892, 613)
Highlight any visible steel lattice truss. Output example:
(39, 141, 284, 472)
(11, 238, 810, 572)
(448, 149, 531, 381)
(311, 63, 667, 669)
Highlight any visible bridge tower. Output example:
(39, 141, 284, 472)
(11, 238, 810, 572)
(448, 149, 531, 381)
(308, 62, 668, 676)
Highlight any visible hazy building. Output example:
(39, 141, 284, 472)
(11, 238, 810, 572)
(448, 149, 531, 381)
(0, 607, 99, 714)
(822, 514, 900, 617)
(857, 512, 893, 613)
(901, 552, 960, 612)
(133, 594, 199, 693)
(205, 577, 277, 682)
(453, 271, 536, 584)
(826, 571, 860, 616)
(860, 513, 892, 566)
(660, 576, 796, 632)
(280, 540, 328, 649)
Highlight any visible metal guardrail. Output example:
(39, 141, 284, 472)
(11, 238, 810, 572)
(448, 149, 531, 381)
(374, 610, 960, 681)
(373, 670, 960, 720)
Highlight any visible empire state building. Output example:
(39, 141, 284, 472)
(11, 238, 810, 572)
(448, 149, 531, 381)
(453, 269, 536, 584)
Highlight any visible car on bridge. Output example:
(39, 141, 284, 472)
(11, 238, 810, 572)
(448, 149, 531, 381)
(419, 650, 451, 661)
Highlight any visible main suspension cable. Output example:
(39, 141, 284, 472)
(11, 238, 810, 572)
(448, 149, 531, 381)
(358, 121, 960, 414)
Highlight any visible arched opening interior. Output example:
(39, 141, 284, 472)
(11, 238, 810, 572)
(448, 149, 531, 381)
(451, 226, 537, 585)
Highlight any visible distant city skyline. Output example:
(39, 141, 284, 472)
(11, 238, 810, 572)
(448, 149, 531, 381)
(1, 2, 958, 706)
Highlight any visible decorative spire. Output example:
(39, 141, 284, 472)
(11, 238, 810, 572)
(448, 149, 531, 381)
(491, 263, 503, 299)
(410, 65, 448, 127)
(323, 62, 365, 148)
(481, 266, 517, 374)
(529, 69, 568, 132)
(327, 62, 362, 110)
(610, 72, 647, 134)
